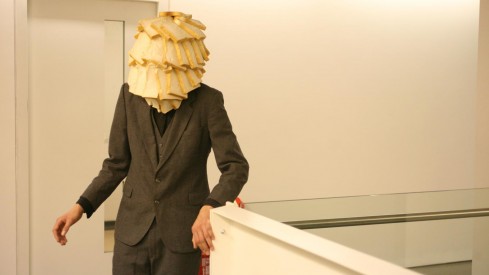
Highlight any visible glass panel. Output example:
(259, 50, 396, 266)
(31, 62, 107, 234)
(245, 188, 489, 222)
(246, 188, 489, 274)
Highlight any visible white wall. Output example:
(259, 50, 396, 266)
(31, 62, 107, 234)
(169, 0, 483, 202)
(474, 1, 489, 273)
(477, 0, 489, 188)
(19, 0, 489, 274)
(1, 0, 29, 274)
(0, 1, 18, 274)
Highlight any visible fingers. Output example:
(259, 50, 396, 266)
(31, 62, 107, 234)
(52, 220, 63, 242)
(52, 217, 68, 245)
(204, 225, 215, 252)
(62, 218, 74, 236)
(193, 234, 213, 255)
(192, 206, 215, 255)
(52, 204, 83, 246)
(192, 226, 213, 255)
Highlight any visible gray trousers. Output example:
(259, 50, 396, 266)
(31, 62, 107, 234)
(113, 219, 201, 275)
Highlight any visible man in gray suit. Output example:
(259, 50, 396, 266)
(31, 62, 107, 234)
(52, 82, 249, 274)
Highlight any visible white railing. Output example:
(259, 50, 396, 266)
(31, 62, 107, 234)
(210, 203, 419, 275)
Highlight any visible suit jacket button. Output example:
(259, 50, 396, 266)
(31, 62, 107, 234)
(155, 179, 161, 183)
(154, 200, 159, 204)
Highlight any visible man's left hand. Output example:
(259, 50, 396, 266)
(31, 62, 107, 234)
(191, 205, 215, 255)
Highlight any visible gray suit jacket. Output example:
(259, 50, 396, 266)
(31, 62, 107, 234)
(81, 83, 249, 253)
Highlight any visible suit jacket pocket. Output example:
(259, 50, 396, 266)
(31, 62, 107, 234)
(188, 192, 208, 206)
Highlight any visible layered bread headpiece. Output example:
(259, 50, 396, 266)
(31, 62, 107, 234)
(128, 12, 209, 113)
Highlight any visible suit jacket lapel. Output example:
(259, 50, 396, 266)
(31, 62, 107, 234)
(157, 97, 194, 171)
(135, 97, 159, 171)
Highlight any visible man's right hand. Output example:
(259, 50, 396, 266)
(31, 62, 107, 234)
(52, 204, 84, 246)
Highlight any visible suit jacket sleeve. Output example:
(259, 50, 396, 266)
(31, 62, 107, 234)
(80, 84, 132, 213)
(207, 91, 249, 205)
